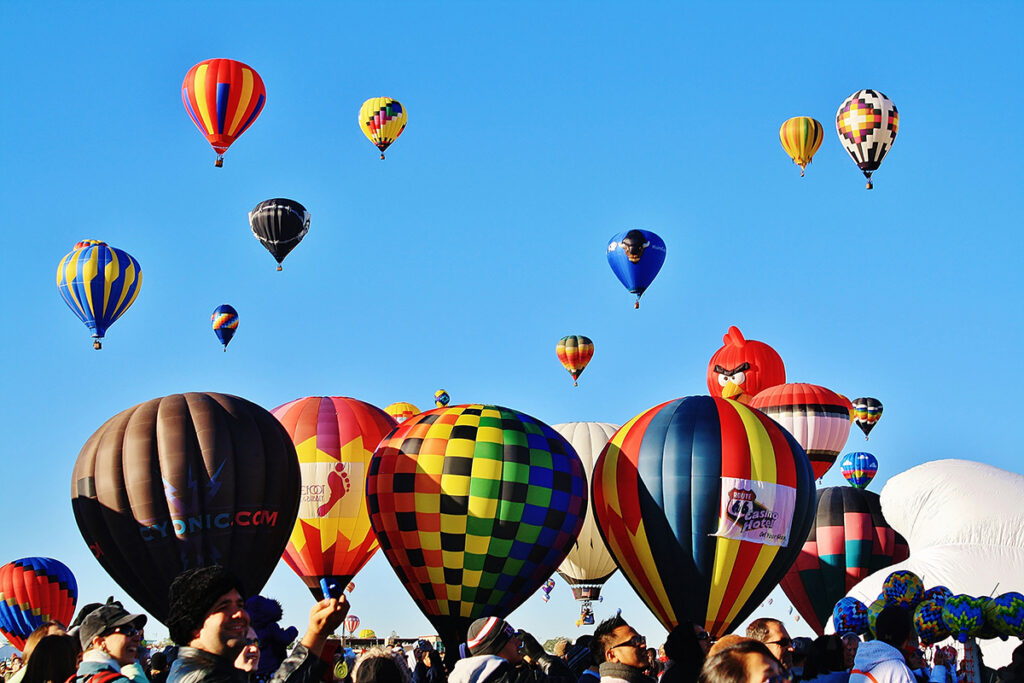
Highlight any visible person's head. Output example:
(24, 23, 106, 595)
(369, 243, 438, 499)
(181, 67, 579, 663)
(20, 634, 77, 683)
(353, 646, 412, 683)
(166, 565, 248, 657)
(234, 627, 261, 673)
(874, 607, 913, 649)
(593, 614, 647, 669)
(746, 619, 793, 670)
(699, 641, 787, 683)
(841, 634, 859, 669)
(663, 621, 709, 681)
(466, 617, 523, 665)
(150, 651, 168, 672)
(21, 622, 67, 664)
(78, 598, 147, 666)
(803, 635, 843, 678)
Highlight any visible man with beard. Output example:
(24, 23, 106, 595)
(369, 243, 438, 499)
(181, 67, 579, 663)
(166, 566, 347, 682)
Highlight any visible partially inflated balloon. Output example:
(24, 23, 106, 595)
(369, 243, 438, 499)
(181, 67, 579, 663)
(833, 597, 869, 635)
(212, 304, 239, 350)
(606, 229, 666, 308)
(249, 198, 310, 270)
(71, 392, 300, 621)
(706, 326, 786, 403)
(182, 58, 266, 167)
(779, 117, 824, 177)
(882, 570, 924, 610)
(750, 384, 853, 480)
(780, 487, 909, 635)
(57, 240, 142, 350)
(556, 336, 595, 387)
(434, 390, 450, 408)
(943, 595, 985, 643)
(366, 405, 587, 651)
(0, 558, 78, 650)
(915, 600, 951, 645)
(384, 402, 420, 424)
(836, 90, 898, 189)
(852, 398, 883, 440)
(359, 98, 407, 160)
(592, 396, 816, 635)
(840, 452, 878, 489)
(272, 397, 397, 598)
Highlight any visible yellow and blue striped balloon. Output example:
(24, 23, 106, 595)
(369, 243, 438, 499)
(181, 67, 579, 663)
(56, 240, 142, 349)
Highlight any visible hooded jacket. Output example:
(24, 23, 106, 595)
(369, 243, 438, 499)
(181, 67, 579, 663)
(849, 641, 916, 683)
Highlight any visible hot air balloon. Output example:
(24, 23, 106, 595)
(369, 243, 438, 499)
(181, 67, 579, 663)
(606, 229, 666, 308)
(779, 486, 909, 635)
(359, 98, 407, 160)
(840, 452, 878, 489)
(749, 384, 853, 480)
(434, 390, 450, 408)
(182, 58, 266, 167)
(212, 304, 239, 351)
(346, 581, 355, 593)
(249, 198, 310, 271)
(271, 396, 397, 599)
(71, 392, 301, 621)
(592, 396, 816, 636)
(0, 558, 78, 650)
(56, 240, 142, 349)
(836, 90, 898, 189)
(706, 326, 786, 403)
(366, 404, 588, 653)
(384, 402, 420, 424)
(541, 578, 556, 603)
(552, 422, 620, 623)
(556, 336, 595, 387)
(852, 398, 883, 440)
(779, 117, 824, 177)
(345, 614, 361, 635)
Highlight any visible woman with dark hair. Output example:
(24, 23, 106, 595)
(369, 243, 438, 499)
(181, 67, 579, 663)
(661, 621, 709, 683)
(20, 634, 78, 683)
(801, 636, 848, 683)
(353, 647, 412, 683)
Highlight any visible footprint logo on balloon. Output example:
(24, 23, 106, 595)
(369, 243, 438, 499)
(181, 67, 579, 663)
(317, 463, 351, 517)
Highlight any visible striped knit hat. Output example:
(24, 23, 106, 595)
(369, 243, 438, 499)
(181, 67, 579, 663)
(466, 616, 516, 655)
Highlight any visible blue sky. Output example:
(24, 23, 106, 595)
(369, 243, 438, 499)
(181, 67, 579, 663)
(2, 1, 1022, 646)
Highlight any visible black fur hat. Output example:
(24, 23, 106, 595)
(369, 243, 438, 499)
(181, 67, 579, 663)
(166, 565, 245, 645)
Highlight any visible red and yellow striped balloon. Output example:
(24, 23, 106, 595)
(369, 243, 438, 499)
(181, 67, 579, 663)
(592, 396, 816, 636)
(779, 117, 824, 177)
(182, 58, 266, 166)
(556, 335, 595, 386)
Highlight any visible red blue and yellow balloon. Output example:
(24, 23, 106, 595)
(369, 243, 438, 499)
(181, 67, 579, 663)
(182, 58, 266, 167)
(556, 336, 595, 387)
(924, 586, 954, 605)
(779, 117, 824, 177)
(836, 90, 898, 189)
(883, 570, 925, 610)
(359, 97, 407, 160)
(592, 396, 816, 636)
(915, 600, 951, 645)
(272, 396, 397, 598)
(57, 240, 142, 349)
(0, 557, 78, 650)
(852, 398, 883, 440)
(706, 326, 786, 403)
(211, 304, 238, 351)
(384, 402, 420, 424)
(366, 404, 587, 651)
(606, 229, 666, 308)
(840, 452, 878, 489)
(833, 597, 869, 635)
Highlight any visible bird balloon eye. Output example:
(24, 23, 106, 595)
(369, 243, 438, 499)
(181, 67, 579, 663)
(732, 371, 746, 385)
(718, 374, 729, 386)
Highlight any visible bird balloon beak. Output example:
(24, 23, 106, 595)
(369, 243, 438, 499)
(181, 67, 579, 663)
(721, 381, 745, 401)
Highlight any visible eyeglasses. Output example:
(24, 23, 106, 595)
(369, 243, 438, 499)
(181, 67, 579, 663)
(107, 624, 140, 638)
(765, 671, 794, 683)
(246, 637, 261, 648)
(609, 635, 646, 651)
(695, 632, 711, 642)
(765, 637, 793, 649)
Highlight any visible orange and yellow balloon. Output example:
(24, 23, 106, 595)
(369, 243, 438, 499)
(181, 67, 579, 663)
(556, 335, 594, 387)
(384, 402, 420, 424)
(359, 97, 407, 160)
(182, 59, 266, 167)
(779, 117, 824, 177)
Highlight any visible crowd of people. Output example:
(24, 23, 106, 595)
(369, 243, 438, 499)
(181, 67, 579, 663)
(1, 567, 1023, 683)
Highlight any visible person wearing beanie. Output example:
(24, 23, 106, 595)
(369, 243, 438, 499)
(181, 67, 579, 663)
(449, 617, 575, 683)
(592, 615, 655, 683)
(164, 565, 348, 683)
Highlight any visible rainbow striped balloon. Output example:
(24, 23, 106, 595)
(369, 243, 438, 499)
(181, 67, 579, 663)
(0, 557, 78, 650)
(779, 117, 824, 177)
(556, 335, 595, 386)
(840, 452, 878, 489)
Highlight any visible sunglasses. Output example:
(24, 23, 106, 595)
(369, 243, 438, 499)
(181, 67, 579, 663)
(107, 624, 141, 638)
(765, 637, 793, 649)
(609, 635, 646, 651)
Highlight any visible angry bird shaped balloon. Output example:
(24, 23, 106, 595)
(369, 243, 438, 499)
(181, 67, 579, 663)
(706, 326, 786, 403)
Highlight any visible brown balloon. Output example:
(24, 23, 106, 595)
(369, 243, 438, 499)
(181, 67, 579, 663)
(71, 392, 300, 622)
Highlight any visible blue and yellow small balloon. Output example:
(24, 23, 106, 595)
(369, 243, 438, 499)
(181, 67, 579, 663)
(434, 389, 450, 408)
(211, 304, 239, 351)
(56, 240, 142, 349)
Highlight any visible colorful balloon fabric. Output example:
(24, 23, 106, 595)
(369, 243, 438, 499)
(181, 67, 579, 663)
(182, 58, 266, 167)
(832, 597, 869, 635)
(606, 229, 666, 308)
(924, 586, 954, 605)
(868, 596, 886, 636)
(984, 592, 1024, 639)
(272, 396, 398, 598)
(249, 198, 311, 270)
(976, 597, 1000, 640)
(852, 398, 883, 440)
(384, 402, 420, 423)
(882, 570, 925, 610)
(359, 97, 407, 159)
(71, 392, 300, 620)
(706, 326, 786, 403)
(56, 240, 143, 350)
(915, 600, 951, 645)
(779, 117, 824, 177)
(943, 594, 985, 643)
(434, 389, 450, 408)
(592, 395, 816, 636)
(749, 384, 853, 480)
(211, 304, 239, 350)
(366, 404, 588, 651)
(541, 578, 556, 603)
(556, 336, 595, 387)
(836, 90, 898, 189)
(779, 486, 910, 635)
(0, 558, 78, 650)
(840, 452, 878, 489)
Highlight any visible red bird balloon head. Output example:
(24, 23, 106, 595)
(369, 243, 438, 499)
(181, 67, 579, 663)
(706, 326, 786, 403)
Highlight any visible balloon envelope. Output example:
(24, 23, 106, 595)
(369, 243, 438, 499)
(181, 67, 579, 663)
(182, 58, 266, 165)
(56, 240, 142, 348)
(384, 402, 420, 424)
(706, 326, 786, 402)
(592, 396, 816, 636)
(272, 396, 397, 598)
(71, 392, 300, 621)
(366, 404, 587, 651)
(434, 390, 450, 408)
(556, 336, 595, 386)
(0, 558, 78, 650)
(836, 90, 898, 189)
(840, 452, 878, 489)
(249, 198, 310, 269)
(359, 97, 407, 159)
(779, 117, 824, 176)
(606, 229, 666, 307)
(212, 304, 239, 349)
(852, 398, 883, 439)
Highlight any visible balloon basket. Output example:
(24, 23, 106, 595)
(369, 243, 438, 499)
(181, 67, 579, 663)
(380, 153, 386, 160)
(93, 340, 102, 350)
(276, 265, 283, 271)
(634, 301, 640, 309)
(866, 181, 873, 190)
(573, 380, 578, 387)
(215, 155, 224, 168)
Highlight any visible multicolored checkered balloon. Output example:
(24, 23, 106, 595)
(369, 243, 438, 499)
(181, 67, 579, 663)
(915, 599, 951, 645)
(833, 597, 869, 635)
(366, 404, 587, 652)
(943, 594, 985, 643)
(924, 586, 954, 605)
(883, 570, 924, 610)
(868, 596, 887, 636)
(984, 592, 1024, 640)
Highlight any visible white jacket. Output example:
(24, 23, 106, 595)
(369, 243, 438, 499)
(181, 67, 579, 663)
(850, 642, 916, 683)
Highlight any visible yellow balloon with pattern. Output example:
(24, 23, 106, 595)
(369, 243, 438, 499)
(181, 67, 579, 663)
(359, 97, 407, 160)
(779, 117, 824, 177)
